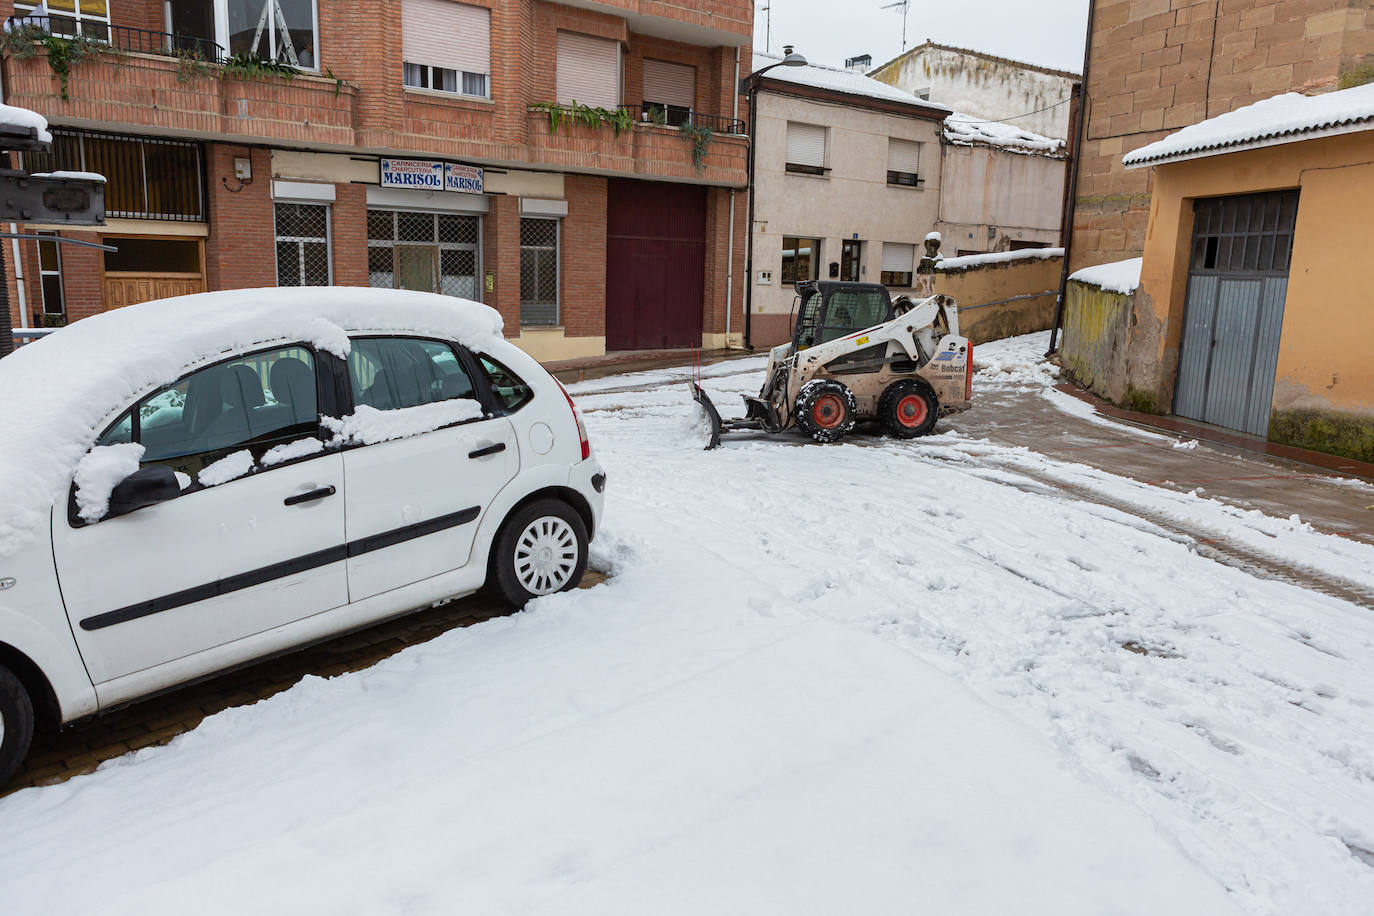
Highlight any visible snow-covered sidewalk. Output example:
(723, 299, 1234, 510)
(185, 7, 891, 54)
(2, 334, 1372, 915)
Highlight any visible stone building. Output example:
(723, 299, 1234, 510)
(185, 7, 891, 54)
(0, 0, 754, 363)
(1069, 0, 1374, 273)
(868, 41, 1080, 141)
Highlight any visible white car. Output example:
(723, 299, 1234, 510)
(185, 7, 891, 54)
(0, 288, 605, 786)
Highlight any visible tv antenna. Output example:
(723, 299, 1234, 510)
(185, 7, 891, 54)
(880, 0, 910, 52)
(760, 1, 773, 54)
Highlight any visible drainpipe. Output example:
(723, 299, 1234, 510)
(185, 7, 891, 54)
(724, 46, 740, 348)
(11, 223, 27, 330)
(1047, 0, 1095, 357)
(743, 77, 759, 349)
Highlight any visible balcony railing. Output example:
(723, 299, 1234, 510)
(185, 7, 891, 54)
(5, 15, 225, 64)
(619, 104, 746, 136)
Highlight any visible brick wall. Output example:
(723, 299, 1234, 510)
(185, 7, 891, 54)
(332, 182, 369, 287)
(1071, 0, 1374, 272)
(204, 145, 275, 290)
(561, 175, 607, 340)
(485, 194, 522, 333)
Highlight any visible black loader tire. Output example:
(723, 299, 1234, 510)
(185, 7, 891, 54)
(0, 664, 35, 788)
(488, 499, 589, 608)
(795, 379, 858, 443)
(879, 379, 940, 438)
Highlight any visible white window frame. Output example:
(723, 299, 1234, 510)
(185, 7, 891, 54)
(36, 230, 66, 320)
(14, 1, 110, 38)
(274, 201, 332, 287)
(213, 1, 322, 71)
(402, 63, 489, 100)
(366, 208, 484, 301)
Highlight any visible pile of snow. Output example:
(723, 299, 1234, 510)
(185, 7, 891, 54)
(323, 399, 484, 446)
(1123, 82, 1374, 167)
(944, 111, 1065, 155)
(753, 52, 951, 111)
(937, 247, 1064, 271)
(0, 101, 51, 143)
(32, 170, 106, 183)
(1069, 257, 1142, 295)
(0, 287, 504, 557)
(262, 437, 326, 467)
(198, 450, 254, 488)
(72, 443, 144, 524)
(972, 329, 1060, 388)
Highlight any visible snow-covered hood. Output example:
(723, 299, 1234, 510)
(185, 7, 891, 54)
(0, 286, 504, 557)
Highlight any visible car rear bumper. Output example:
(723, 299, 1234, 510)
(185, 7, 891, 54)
(571, 455, 606, 539)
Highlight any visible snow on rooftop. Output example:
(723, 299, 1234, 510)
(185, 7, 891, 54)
(0, 101, 51, 143)
(937, 247, 1065, 271)
(754, 52, 951, 113)
(1069, 257, 1142, 295)
(0, 287, 504, 557)
(1123, 82, 1374, 168)
(944, 112, 1065, 155)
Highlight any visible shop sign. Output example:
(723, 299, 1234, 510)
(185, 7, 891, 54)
(380, 158, 484, 195)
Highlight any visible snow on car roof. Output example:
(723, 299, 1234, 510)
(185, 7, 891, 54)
(753, 52, 952, 113)
(0, 287, 504, 557)
(943, 112, 1065, 155)
(1122, 82, 1374, 168)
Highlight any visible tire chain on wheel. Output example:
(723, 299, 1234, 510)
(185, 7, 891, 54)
(878, 379, 939, 439)
(794, 378, 858, 443)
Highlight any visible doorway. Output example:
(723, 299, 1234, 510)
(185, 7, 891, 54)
(605, 179, 706, 351)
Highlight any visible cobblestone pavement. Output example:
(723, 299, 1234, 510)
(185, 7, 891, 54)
(2, 572, 605, 798)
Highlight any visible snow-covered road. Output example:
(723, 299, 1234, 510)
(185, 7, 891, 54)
(3, 333, 1373, 914)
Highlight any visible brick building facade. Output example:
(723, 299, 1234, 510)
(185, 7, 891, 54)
(1071, 0, 1373, 273)
(1, 0, 753, 361)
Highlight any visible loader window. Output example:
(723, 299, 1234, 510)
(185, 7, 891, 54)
(794, 288, 825, 350)
(815, 290, 889, 346)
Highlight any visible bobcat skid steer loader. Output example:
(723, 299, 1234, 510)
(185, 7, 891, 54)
(692, 280, 972, 448)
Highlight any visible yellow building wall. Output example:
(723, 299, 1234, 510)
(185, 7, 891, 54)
(931, 256, 1062, 345)
(1139, 131, 1374, 459)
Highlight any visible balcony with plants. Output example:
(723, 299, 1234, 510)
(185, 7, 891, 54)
(0, 5, 357, 146)
(525, 101, 747, 185)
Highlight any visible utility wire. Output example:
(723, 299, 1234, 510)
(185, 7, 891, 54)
(942, 96, 1073, 125)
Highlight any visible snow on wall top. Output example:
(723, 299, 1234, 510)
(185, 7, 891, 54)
(1069, 258, 1142, 295)
(937, 247, 1065, 271)
(754, 52, 951, 114)
(943, 112, 1065, 155)
(0, 287, 504, 557)
(0, 101, 52, 143)
(1123, 83, 1374, 168)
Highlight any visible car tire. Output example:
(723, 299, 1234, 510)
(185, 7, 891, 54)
(489, 499, 589, 608)
(794, 379, 858, 443)
(879, 379, 939, 438)
(0, 664, 35, 788)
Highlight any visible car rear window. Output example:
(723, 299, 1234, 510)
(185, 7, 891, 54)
(477, 355, 533, 413)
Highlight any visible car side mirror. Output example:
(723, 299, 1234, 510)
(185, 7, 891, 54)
(105, 465, 181, 520)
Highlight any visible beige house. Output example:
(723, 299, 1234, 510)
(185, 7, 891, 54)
(745, 53, 949, 347)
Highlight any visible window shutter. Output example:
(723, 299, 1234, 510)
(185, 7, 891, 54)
(642, 59, 695, 109)
(785, 122, 826, 168)
(402, 0, 490, 76)
(887, 138, 920, 175)
(882, 242, 915, 273)
(556, 31, 620, 109)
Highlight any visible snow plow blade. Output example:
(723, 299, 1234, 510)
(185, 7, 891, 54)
(690, 382, 724, 450)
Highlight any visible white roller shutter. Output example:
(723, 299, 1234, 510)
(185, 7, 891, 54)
(557, 31, 620, 109)
(887, 138, 920, 175)
(882, 242, 915, 273)
(785, 122, 826, 168)
(402, 0, 490, 76)
(642, 59, 695, 109)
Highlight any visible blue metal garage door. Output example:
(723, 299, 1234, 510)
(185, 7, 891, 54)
(1173, 190, 1298, 437)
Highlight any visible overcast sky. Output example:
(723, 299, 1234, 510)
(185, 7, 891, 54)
(753, 0, 1090, 75)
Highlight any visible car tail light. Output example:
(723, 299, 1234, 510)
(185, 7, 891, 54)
(555, 378, 591, 460)
(965, 343, 974, 401)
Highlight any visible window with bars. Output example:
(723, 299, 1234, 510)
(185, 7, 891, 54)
(275, 202, 331, 287)
(520, 218, 559, 327)
(367, 209, 481, 299)
(14, 1, 110, 40)
(22, 130, 205, 222)
(1190, 190, 1299, 275)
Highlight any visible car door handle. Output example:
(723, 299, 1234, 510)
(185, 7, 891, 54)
(284, 485, 336, 506)
(468, 442, 507, 459)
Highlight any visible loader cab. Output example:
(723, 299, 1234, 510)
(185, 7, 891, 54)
(792, 281, 893, 351)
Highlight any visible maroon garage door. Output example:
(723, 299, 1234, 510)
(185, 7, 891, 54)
(606, 179, 706, 351)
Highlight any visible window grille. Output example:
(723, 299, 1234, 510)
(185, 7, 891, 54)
(1190, 191, 1299, 275)
(520, 218, 559, 326)
(367, 209, 481, 299)
(275, 202, 331, 287)
(22, 129, 205, 222)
